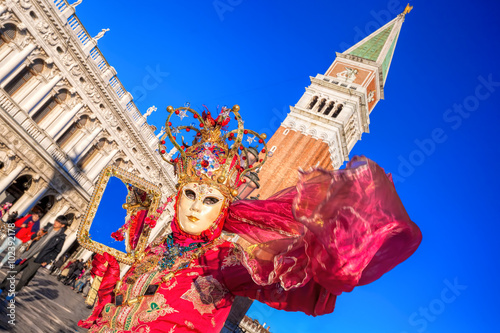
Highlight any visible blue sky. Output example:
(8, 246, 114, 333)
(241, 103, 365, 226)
(89, 176, 128, 253)
(75, 0, 500, 332)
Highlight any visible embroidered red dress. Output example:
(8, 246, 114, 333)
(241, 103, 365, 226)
(86, 156, 422, 333)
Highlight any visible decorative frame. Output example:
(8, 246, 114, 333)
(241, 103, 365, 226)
(77, 165, 162, 265)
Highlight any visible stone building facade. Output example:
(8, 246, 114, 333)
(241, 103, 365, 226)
(0, 0, 177, 261)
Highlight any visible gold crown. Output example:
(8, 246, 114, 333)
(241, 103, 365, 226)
(158, 105, 268, 200)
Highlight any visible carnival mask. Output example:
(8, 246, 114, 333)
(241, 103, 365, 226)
(178, 183, 226, 235)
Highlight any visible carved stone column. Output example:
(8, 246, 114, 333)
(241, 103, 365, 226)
(69, 128, 101, 161)
(0, 161, 25, 194)
(86, 147, 118, 180)
(21, 74, 62, 112)
(79, 249, 93, 262)
(46, 102, 83, 138)
(0, 44, 36, 84)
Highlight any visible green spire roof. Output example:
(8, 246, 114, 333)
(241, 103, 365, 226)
(340, 11, 407, 88)
(381, 30, 400, 83)
(348, 23, 395, 62)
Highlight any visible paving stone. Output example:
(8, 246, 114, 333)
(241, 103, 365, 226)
(0, 268, 92, 332)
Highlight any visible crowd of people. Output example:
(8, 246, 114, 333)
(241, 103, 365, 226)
(53, 257, 92, 297)
(0, 205, 92, 302)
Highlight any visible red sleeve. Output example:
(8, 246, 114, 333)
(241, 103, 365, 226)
(15, 215, 30, 228)
(219, 246, 336, 316)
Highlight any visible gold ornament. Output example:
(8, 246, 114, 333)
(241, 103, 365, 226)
(158, 104, 268, 201)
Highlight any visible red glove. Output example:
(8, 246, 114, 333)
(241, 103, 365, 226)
(78, 252, 121, 329)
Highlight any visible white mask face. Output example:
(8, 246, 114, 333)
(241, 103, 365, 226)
(177, 183, 226, 235)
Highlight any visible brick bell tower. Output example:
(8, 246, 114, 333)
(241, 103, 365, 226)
(253, 5, 412, 199)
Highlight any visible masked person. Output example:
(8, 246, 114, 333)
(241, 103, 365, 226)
(80, 105, 422, 332)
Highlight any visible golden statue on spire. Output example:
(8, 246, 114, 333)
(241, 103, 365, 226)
(403, 3, 413, 15)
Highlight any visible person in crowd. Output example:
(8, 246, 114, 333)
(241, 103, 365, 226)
(58, 259, 74, 281)
(82, 274, 92, 298)
(0, 215, 68, 298)
(25, 227, 48, 250)
(72, 268, 91, 293)
(64, 259, 84, 286)
(0, 202, 12, 219)
(51, 253, 69, 275)
(6, 211, 18, 224)
(0, 212, 41, 268)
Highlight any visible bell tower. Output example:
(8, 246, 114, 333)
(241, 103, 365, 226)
(254, 6, 412, 199)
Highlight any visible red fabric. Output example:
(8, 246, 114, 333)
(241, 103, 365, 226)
(16, 226, 35, 243)
(15, 215, 36, 243)
(78, 252, 121, 329)
(86, 156, 422, 332)
(63, 260, 74, 270)
(224, 156, 422, 294)
(88, 240, 338, 333)
(129, 209, 148, 250)
(14, 215, 30, 228)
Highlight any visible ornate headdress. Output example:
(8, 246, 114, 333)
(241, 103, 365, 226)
(158, 104, 268, 200)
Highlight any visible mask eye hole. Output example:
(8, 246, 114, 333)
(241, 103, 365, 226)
(184, 189, 196, 200)
(203, 197, 220, 205)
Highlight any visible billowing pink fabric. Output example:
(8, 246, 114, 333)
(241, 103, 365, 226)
(83, 156, 422, 331)
(225, 156, 422, 296)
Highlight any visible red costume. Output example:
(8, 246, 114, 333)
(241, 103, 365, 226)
(83, 157, 421, 333)
(80, 105, 421, 332)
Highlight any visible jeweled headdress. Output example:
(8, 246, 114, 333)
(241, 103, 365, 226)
(158, 104, 268, 200)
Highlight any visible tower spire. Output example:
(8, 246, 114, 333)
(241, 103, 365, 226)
(252, 9, 410, 199)
(336, 4, 410, 95)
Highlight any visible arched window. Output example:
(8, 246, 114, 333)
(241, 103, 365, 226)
(57, 115, 88, 148)
(307, 96, 318, 109)
(317, 98, 326, 113)
(323, 101, 335, 115)
(0, 24, 17, 48)
(332, 104, 343, 118)
(32, 89, 69, 124)
(77, 138, 107, 170)
(4, 59, 45, 96)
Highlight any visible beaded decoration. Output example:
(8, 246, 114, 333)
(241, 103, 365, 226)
(158, 234, 205, 271)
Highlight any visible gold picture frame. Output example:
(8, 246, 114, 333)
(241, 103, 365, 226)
(77, 165, 162, 265)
